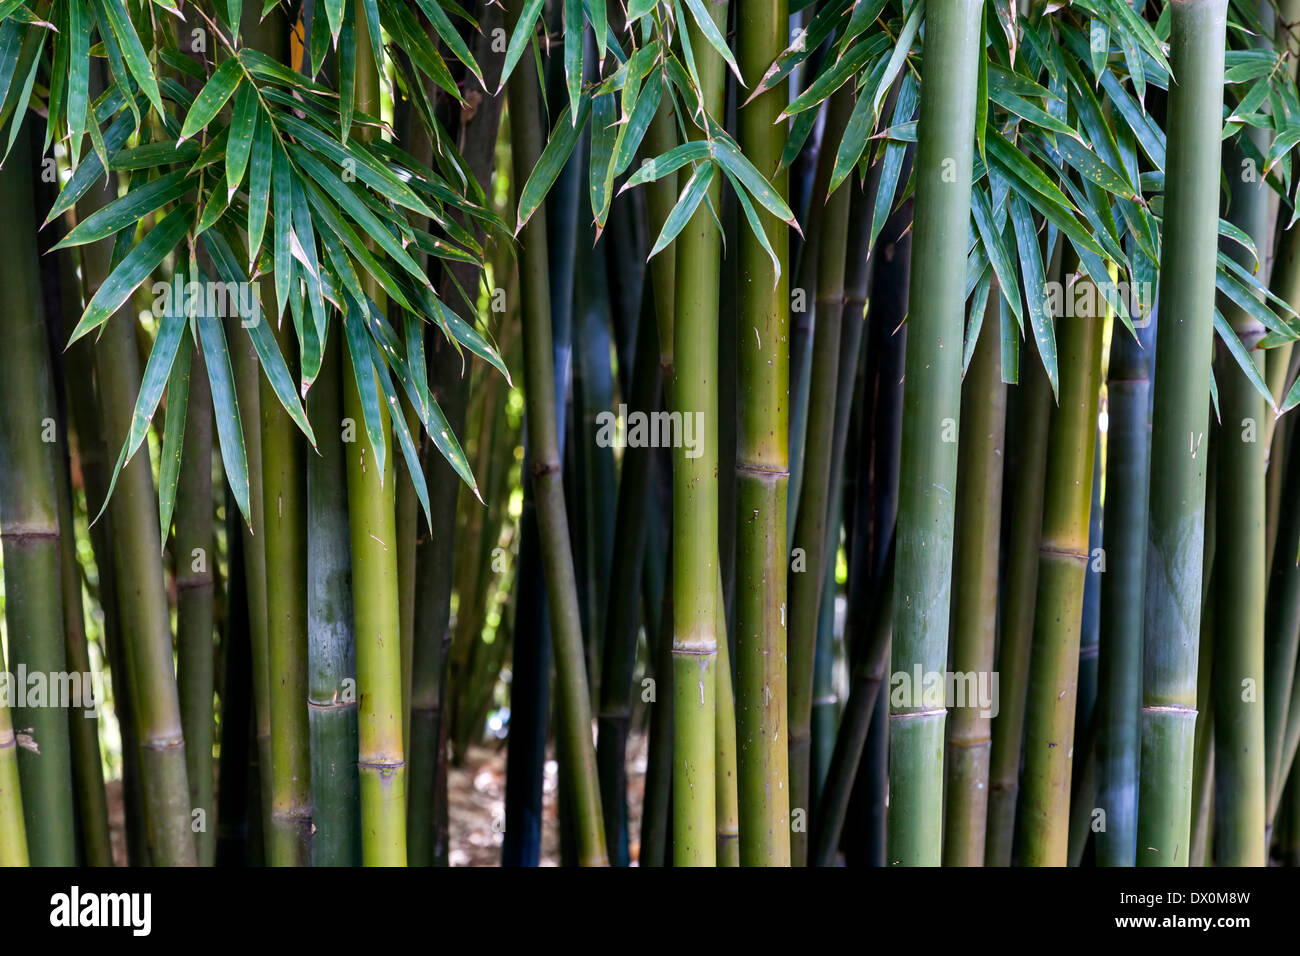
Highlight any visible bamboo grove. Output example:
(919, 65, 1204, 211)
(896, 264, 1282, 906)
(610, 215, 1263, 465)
(2, 0, 1300, 869)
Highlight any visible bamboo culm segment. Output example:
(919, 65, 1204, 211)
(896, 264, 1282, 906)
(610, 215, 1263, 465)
(508, 0, 607, 865)
(261, 299, 313, 866)
(0, 124, 76, 865)
(1138, 0, 1229, 867)
(347, 0, 406, 865)
(788, 87, 853, 867)
(669, 0, 729, 869)
(943, 298, 1007, 866)
(1212, 132, 1271, 866)
(1015, 269, 1105, 867)
(307, 332, 362, 866)
(1095, 316, 1155, 866)
(77, 165, 196, 867)
(176, 345, 217, 867)
(734, 0, 792, 869)
(888, 0, 984, 867)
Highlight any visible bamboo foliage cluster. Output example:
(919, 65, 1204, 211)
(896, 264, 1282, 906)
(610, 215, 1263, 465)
(4, 0, 1300, 870)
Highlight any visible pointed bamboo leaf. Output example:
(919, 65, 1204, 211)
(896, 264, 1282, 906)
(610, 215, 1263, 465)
(157, 329, 193, 550)
(179, 59, 243, 142)
(342, 294, 387, 478)
(69, 204, 195, 345)
(53, 170, 193, 250)
(649, 161, 713, 260)
(98, 0, 164, 115)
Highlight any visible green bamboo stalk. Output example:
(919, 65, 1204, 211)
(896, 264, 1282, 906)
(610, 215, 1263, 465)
(888, 0, 983, 867)
(345, 0, 407, 864)
(79, 185, 196, 867)
(715, 567, 740, 866)
(1265, 431, 1300, 826)
(507, 0, 607, 864)
(1095, 316, 1154, 866)
(176, 346, 216, 866)
(1212, 134, 1270, 865)
(985, 347, 1053, 865)
(1137, 0, 1228, 868)
(1190, 514, 1217, 868)
(943, 295, 1007, 866)
(788, 88, 853, 867)
(1016, 268, 1105, 867)
(62, 234, 147, 864)
(669, 0, 729, 869)
(307, 330, 361, 866)
(0, 125, 77, 866)
(260, 294, 312, 866)
(54, 424, 113, 867)
(47, 210, 113, 867)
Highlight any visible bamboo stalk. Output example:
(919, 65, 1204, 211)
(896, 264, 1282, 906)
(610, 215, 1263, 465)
(216, 491, 255, 866)
(176, 345, 216, 866)
(410, 0, 505, 865)
(1212, 133, 1271, 865)
(943, 294, 1007, 866)
(788, 88, 853, 866)
(668, 0, 729, 869)
(888, 0, 983, 867)
(47, 204, 113, 867)
(1016, 264, 1105, 866)
(0, 124, 77, 866)
(1095, 315, 1155, 866)
(306, 330, 361, 866)
(259, 295, 312, 866)
(60, 231, 146, 863)
(1137, 0, 1229, 867)
(986, 353, 1053, 865)
(810, 536, 895, 865)
(596, 290, 660, 864)
(1266, 431, 1300, 825)
(845, 184, 911, 867)
(77, 171, 195, 867)
(507, 0, 607, 864)
(345, 0, 407, 864)
(715, 566, 740, 866)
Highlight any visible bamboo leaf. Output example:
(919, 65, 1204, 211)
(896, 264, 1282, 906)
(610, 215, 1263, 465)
(179, 59, 243, 143)
(516, 93, 592, 230)
(195, 297, 250, 525)
(53, 170, 192, 250)
(97, 0, 164, 115)
(649, 160, 713, 259)
(342, 294, 387, 478)
(414, 0, 486, 89)
(70, 204, 195, 345)
(157, 329, 193, 551)
(226, 83, 258, 199)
